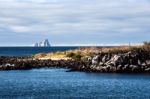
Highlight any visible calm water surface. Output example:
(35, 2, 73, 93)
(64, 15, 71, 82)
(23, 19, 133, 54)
(0, 68, 150, 99)
(0, 47, 78, 56)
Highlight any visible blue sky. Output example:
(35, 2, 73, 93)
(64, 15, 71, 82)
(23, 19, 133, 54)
(0, 0, 150, 46)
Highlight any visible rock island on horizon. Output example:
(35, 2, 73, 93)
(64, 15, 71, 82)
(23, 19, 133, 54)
(34, 39, 51, 47)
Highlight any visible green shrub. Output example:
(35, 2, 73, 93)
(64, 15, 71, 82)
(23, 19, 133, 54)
(66, 52, 83, 60)
(72, 54, 82, 60)
(66, 52, 75, 58)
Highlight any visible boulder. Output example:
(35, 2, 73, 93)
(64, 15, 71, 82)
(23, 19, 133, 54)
(92, 55, 100, 65)
(146, 60, 150, 65)
(106, 55, 123, 66)
(145, 68, 150, 72)
(109, 66, 117, 72)
(102, 55, 107, 63)
(99, 66, 108, 72)
(102, 54, 112, 63)
(122, 65, 129, 71)
(99, 62, 104, 66)
(130, 65, 140, 72)
(116, 65, 123, 71)
(87, 57, 92, 61)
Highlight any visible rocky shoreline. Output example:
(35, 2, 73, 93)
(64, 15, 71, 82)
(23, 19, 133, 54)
(0, 56, 87, 71)
(86, 50, 150, 73)
(0, 49, 150, 73)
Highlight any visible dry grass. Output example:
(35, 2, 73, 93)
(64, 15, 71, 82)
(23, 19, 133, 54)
(34, 52, 68, 60)
(34, 42, 150, 60)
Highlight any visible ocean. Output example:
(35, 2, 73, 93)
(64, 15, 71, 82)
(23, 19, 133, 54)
(0, 47, 79, 56)
(0, 68, 150, 99)
(0, 47, 150, 99)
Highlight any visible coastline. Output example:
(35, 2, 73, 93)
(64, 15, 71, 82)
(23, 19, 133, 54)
(0, 42, 150, 73)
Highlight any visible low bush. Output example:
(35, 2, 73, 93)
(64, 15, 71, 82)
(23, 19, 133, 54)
(72, 54, 82, 60)
(66, 52, 83, 60)
(66, 52, 75, 58)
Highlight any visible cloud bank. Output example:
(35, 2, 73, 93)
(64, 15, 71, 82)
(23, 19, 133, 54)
(0, 0, 150, 46)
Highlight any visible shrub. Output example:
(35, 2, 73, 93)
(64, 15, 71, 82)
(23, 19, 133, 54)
(66, 52, 75, 58)
(66, 52, 83, 60)
(72, 54, 82, 60)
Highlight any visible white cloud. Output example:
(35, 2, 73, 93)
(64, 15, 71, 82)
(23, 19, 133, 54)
(9, 25, 32, 33)
(0, 0, 150, 45)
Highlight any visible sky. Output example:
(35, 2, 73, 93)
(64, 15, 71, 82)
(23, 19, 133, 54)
(0, 0, 150, 46)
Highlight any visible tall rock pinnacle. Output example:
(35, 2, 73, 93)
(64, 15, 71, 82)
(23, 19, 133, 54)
(44, 39, 51, 47)
(34, 39, 51, 47)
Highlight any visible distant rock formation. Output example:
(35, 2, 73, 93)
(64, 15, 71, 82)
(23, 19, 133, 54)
(34, 39, 51, 47)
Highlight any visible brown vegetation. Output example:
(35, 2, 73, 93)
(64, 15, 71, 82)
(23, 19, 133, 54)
(34, 42, 150, 61)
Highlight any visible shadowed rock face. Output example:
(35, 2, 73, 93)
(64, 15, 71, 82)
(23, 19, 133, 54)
(0, 50, 150, 73)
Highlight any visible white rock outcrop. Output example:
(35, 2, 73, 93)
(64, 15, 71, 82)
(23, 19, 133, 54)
(34, 39, 51, 47)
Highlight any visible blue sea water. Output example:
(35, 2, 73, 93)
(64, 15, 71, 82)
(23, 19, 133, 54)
(0, 47, 150, 99)
(0, 68, 150, 99)
(0, 47, 79, 56)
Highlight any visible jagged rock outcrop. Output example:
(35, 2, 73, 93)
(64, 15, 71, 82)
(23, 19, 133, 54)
(0, 50, 150, 73)
(34, 39, 51, 47)
(87, 50, 150, 73)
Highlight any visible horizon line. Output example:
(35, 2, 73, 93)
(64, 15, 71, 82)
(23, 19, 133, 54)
(0, 43, 143, 47)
